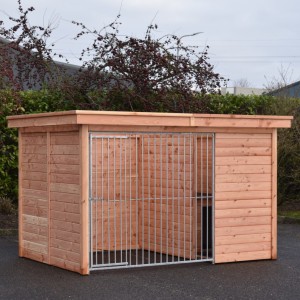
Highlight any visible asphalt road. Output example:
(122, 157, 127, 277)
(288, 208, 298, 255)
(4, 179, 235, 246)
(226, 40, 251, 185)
(0, 224, 299, 300)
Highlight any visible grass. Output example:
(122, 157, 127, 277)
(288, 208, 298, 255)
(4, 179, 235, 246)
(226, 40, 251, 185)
(278, 210, 300, 219)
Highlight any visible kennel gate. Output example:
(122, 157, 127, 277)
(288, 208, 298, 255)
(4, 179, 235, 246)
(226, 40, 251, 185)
(89, 132, 215, 270)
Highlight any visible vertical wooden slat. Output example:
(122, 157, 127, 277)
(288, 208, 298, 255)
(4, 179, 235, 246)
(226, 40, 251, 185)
(47, 131, 51, 264)
(18, 129, 23, 257)
(271, 129, 277, 259)
(80, 125, 89, 275)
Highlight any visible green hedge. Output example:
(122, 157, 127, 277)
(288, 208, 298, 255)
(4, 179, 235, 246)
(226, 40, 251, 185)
(0, 90, 299, 205)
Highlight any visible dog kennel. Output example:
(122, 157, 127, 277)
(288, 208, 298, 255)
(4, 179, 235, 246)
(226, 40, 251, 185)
(7, 111, 292, 275)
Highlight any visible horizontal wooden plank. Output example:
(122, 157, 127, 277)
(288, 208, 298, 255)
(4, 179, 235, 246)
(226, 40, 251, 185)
(20, 125, 79, 133)
(50, 219, 80, 234)
(215, 156, 272, 166)
(51, 210, 80, 224)
(50, 134, 79, 145)
(23, 214, 48, 227)
(22, 145, 47, 154)
(23, 189, 48, 200)
(22, 133, 47, 145)
(215, 190, 271, 201)
(22, 171, 47, 182)
(50, 173, 80, 185)
(215, 199, 271, 209)
(22, 179, 47, 191)
(50, 238, 80, 253)
(23, 205, 48, 218)
(215, 182, 271, 193)
(50, 183, 80, 195)
(215, 241, 271, 254)
(50, 229, 80, 244)
(22, 154, 47, 163)
(216, 147, 271, 157)
(23, 240, 48, 254)
(215, 216, 271, 227)
(216, 174, 271, 183)
(50, 192, 80, 204)
(22, 163, 47, 172)
(50, 247, 80, 264)
(215, 250, 271, 263)
(50, 155, 79, 165)
(215, 233, 271, 246)
(23, 231, 48, 245)
(51, 201, 80, 214)
(215, 208, 271, 219)
(22, 248, 48, 263)
(215, 225, 271, 237)
(216, 164, 271, 175)
(23, 223, 48, 236)
(50, 163, 80, 175)
(216, 138, 271, 148)
(50, 256, 80, 273)
(23, 197, 48, 208)
(50, 145, 80, 155)
(216, 133, 271, 139)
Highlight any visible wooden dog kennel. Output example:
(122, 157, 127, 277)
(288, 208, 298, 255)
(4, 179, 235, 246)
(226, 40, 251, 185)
(7, 111, 292, 274)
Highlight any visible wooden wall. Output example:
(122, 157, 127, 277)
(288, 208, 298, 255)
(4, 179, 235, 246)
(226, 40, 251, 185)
(19, 129, 82, 273)
(21, 132, 48, 262)
(214, 133, 273, 263)
(139, 135, 196, 259)
(90, 136, 138, 251)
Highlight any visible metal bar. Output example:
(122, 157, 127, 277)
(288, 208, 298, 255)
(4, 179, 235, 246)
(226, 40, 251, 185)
(107, 138, 110, 264)
(206, 134, 209, 260)
(160, 134, 163, 263)
(200, 135, 203, 260)
(125, 136, 128, 263)
(135, 135, 138, 265)
(183, 135, 186, 261)
(129, 136, 132, 265)
(212, 134, 215, 262)
(142, 135, 145, 265)
(120, 137, 123, 264)
(95, 136, 98, 266)
(147, 135, 151, 264)
(177, 135, 180, 261)
(165, 134, 169, 263)
(89, 134, 93, 268)
(90, 258, 213, 271)
(101, 138, 104, 265)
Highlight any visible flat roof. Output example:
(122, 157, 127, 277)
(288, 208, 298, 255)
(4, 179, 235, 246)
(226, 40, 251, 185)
(7, 110, 293, 129)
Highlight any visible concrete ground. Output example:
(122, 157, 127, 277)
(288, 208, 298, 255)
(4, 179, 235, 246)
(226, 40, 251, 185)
(0, 224, 299, 300)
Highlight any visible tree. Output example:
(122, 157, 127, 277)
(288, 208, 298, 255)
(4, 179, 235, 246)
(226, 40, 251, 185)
(0, 0, 226, 112)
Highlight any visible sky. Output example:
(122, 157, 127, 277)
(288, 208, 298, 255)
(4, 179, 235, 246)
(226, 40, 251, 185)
(1, 0, 300, 88)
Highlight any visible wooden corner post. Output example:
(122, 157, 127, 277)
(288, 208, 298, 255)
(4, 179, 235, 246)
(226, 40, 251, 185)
(18, 129, 23, 257)
(80, 125, 89, 274)
(271, 129, 277, 259)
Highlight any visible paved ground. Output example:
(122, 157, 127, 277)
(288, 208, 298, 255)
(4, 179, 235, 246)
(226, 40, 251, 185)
(0, 224, 299, 300)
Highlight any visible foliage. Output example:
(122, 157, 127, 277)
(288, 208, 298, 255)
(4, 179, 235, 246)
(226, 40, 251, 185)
(0, 197, 16, 215)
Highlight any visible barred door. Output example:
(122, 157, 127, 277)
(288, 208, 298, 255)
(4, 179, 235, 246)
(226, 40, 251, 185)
(89, 132, 214, 270)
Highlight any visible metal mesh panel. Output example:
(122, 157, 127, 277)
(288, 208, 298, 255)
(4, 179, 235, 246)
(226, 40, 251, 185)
(89, 132, 214, 270)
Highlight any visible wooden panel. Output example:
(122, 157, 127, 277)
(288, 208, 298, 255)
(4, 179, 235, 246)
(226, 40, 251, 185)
(216, 147, 271, 157)
(215, 233, 271, 246)
(215, 199, 271, 209)
(49, 130, 82, 273)
(215, 250, 271, 263)
(215, 225, 271, 237)
(271, 129, 277, 259)
(214, 132, 273, 263)
(20, 132, 49, 263)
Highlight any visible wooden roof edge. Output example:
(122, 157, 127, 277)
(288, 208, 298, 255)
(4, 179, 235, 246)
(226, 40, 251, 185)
(6, 109, 294, 120)
(7, 110, 293, 128)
